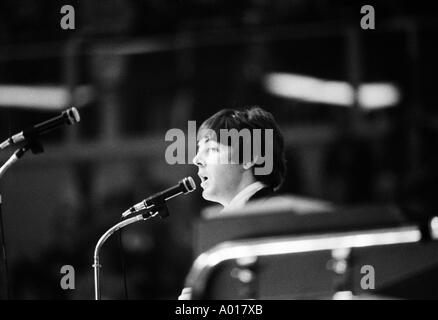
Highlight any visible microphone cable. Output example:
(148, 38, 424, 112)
(0, 109, 12, 299)
(0, 195, 10, 299)
(117, 217, 129, 300)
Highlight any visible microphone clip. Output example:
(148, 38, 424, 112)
(25, 139, 44, 155)
(15, 139, 44, 159)
(143, 195, 169, 219)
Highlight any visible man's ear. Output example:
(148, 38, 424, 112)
(243, 156, 258, 170)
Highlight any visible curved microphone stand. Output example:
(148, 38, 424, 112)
(92, 210, 159, 300)
(0, 140, 43, 299)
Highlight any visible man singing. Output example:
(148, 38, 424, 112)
(179, 106, 287, 299)
(193, 106, 287, 212)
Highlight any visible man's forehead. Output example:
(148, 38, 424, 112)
(197, 136, 218, 147)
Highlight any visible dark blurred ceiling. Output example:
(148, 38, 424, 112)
(1, 0, 437, 44)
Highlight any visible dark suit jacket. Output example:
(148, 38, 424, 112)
(248, 186, 275, 202)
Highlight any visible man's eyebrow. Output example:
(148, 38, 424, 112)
(197, 137, 210, 148)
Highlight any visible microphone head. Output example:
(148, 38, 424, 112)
(181, 176, 196, 194)
(64, 107, 81, 125)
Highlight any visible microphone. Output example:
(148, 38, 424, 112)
(122, 176, 196, 218)
(0, 107, 80, 150)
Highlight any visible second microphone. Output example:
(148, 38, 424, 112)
(122, 176, 196, 218)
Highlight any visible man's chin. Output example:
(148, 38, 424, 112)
(202, 189, 211, 200)
(202, 192, 228, 208)
(202, 189, 216, 202)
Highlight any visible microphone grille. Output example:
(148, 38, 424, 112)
(182, 176, 196, 193)
(65, 107, 81, 125)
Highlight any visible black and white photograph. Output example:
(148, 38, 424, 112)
(0, 0, 438, 305)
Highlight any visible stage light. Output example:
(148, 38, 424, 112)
(264, 72, 400, 110)
(0, 85, 94, 110)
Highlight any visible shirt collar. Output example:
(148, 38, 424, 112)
(222, 181, 266, 212)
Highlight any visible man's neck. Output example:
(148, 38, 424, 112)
(235, 176, 257, 196)
(221, 174, 256, 206)
(222, 181, 266, 212)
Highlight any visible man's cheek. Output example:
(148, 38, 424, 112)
(205, 153, 219, 164)
(218, 152, 231, 165)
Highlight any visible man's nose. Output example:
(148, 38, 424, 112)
(193, 151, 205, 167)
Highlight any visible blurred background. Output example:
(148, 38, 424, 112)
(0, 0, 437, 299)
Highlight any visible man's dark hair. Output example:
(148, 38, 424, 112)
(197, 106, 287, 191)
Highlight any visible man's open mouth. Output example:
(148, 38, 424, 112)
(199, 175, 209, 184)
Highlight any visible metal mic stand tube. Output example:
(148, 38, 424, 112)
(93, 210, 159, 300)
(0, 140, 44, 299)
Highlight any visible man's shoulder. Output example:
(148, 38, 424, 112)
(245, 194, 334, 215)
(202, 193, 334, 219)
